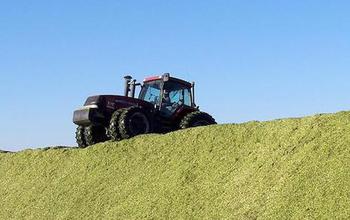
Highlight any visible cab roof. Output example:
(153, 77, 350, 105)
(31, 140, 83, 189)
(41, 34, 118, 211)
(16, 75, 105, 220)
(143, 75, 192, 87)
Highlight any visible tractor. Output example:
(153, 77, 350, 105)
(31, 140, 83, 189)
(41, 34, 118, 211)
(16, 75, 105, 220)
(73, 73, 216, 147)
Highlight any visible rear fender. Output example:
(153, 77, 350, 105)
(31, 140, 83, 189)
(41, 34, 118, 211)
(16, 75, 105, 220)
(172, 105, 198, 124)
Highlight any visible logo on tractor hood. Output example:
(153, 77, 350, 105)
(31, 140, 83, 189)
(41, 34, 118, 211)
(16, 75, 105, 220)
(107, 101, 116, 109)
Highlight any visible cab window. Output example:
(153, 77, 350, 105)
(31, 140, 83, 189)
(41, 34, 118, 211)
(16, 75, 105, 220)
(168, 88, 191, 106)
(139, 81, 161, 105)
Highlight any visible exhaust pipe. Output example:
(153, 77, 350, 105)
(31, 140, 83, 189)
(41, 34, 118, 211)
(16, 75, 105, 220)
(130, 79, 137, 98)
(191, 81, 196, 107)
(124, 75, 132, 97)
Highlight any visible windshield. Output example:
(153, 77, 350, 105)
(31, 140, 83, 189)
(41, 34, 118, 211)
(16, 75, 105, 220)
(139, 81, 161, 105)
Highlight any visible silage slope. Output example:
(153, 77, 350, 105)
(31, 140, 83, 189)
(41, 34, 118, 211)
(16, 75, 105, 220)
(1, 112, 350, 219)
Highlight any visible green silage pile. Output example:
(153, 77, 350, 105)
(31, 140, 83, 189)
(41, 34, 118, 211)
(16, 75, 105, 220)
(1, 111, 349, 219)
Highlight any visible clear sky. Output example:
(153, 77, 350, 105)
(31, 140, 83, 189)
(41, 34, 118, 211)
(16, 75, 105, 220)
(1, 0, 349, 151)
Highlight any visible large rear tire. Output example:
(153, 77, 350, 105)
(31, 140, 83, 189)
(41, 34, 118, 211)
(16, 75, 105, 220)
(76, 126, 87, 148)
(180, 111, 216, 129)
(84, 125, 108, 146)
(108, 109, 125, 141)
(118, 106, 152, 139)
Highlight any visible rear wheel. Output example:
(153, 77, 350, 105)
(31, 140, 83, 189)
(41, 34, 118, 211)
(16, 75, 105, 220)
(84, 125, 108, 146)
(118, 106, 152, 139)
(180, 111, 216, 129)
(109, 109, 125, 141)
(76, 126, 87, 148)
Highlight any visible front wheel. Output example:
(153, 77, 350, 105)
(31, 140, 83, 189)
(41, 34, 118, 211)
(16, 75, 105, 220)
(180, 111, 216, 129)
(75, 126, 87, 148)
(84, 125, 108, 146)
(108, 109, 125, 141)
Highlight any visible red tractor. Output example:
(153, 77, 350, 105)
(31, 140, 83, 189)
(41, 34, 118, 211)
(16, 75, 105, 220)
(73, 73, 216, 147)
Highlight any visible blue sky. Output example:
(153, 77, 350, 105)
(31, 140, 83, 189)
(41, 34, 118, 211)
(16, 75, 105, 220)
(1, 0, 349, 151)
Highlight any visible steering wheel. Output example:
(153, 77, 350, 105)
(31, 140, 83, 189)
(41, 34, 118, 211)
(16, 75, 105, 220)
(171, 102, 178, 109)
(171, 100, 183, 110)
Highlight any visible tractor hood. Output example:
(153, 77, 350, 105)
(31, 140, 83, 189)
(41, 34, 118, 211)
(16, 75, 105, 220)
(73, 95, 154, 126)
(84, 95, 154, 111)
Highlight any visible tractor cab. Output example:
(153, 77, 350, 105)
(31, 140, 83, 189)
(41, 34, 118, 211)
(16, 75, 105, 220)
(125, 73, 196, 117)
(140, 74, 195, 116)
